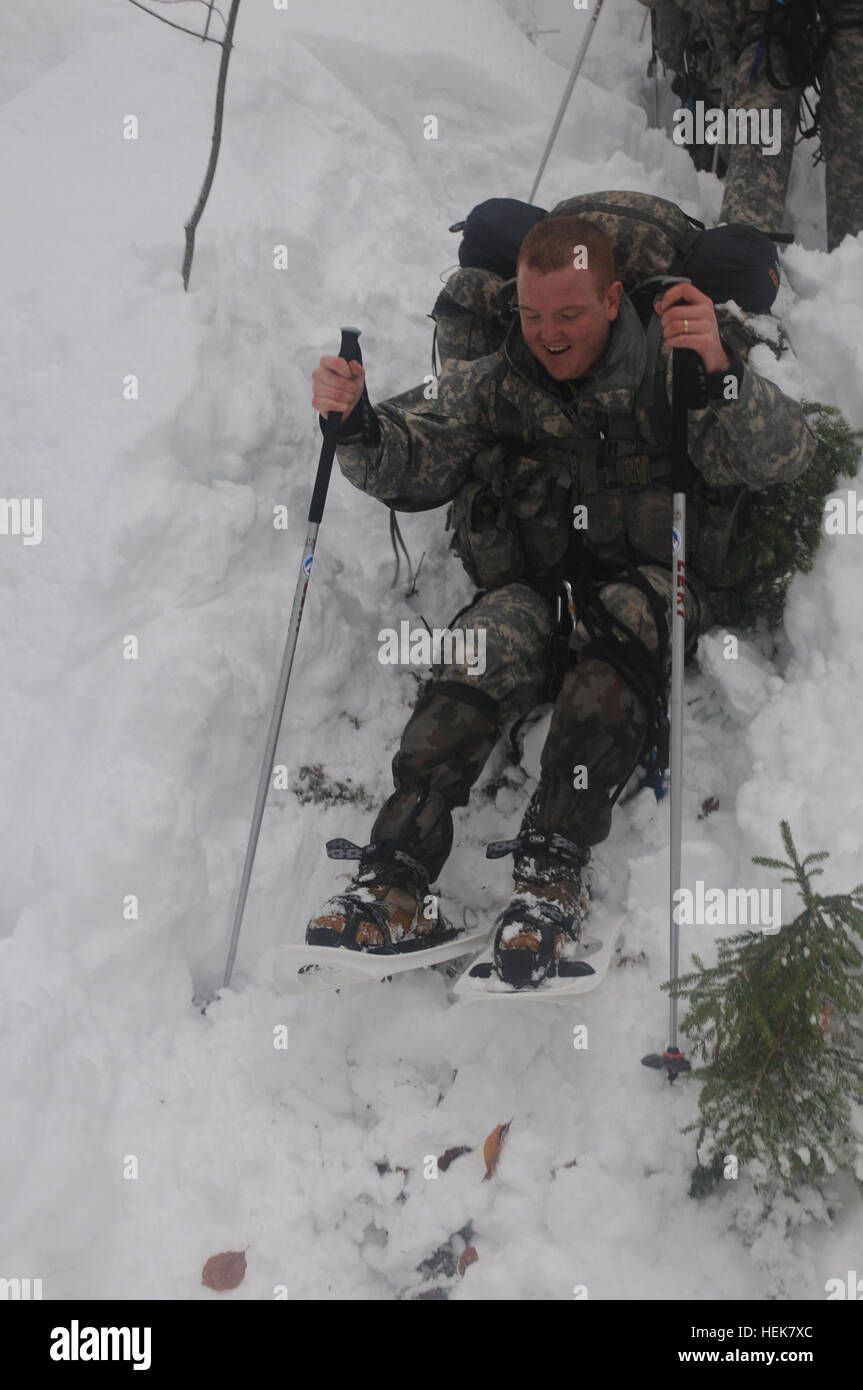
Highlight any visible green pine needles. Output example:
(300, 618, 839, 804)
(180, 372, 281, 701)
(728, 402, 862, 628)
(669, 822, 863, 1199)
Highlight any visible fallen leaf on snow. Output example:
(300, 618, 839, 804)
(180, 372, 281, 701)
(482, 1120, 512, 1180)
(202, 1250, 247, 1291)
(438, 1145, 473, 1172)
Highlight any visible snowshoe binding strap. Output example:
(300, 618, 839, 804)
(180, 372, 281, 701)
(325, 838, 430, 887)
(485, 830, 589, 871)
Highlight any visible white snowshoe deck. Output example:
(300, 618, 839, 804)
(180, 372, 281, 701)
(264, 924, 490, 995)
(451, 906, 626, 1002)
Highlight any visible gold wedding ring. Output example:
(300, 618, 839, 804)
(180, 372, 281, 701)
(684, 318, 689, 335)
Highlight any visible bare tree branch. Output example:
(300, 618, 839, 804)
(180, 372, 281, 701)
(203, 0, 216, 44)
(182, 0, 242, 289)
(126, 0, 224, 45)
(137, 0, 227, 29)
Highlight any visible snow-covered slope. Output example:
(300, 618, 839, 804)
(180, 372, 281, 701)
(1, 0, 861, 1300)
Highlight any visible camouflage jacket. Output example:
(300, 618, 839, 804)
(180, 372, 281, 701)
(334, 295, 816, 599)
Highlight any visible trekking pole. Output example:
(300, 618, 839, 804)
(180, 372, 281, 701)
(650, 7, 660, 129)
(217, 327, 363, 995)
(528, 0, 605, 204)
(641, 286, 697, 1083)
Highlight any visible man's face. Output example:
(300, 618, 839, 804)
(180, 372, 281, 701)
(516, 264, 623, 380)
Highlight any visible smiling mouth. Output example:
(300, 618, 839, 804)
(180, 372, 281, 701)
(543, 345, 570, 355)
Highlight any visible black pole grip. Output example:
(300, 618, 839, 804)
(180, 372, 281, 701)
(671, 349, 689, 495)
(640, 278, 700, 494)
(336, 326, 363, 368)
(309, 326, 363, 524)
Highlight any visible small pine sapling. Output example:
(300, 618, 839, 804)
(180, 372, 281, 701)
(667, 822, 863, 1199)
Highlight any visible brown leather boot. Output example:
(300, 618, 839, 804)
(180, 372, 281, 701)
(488, 831, 591, 987)
(306, 839, 457, 954)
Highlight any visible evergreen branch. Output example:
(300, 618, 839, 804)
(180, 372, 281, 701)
(681, 822, 863, 1199)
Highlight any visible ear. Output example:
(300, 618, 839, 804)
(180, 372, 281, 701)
(605, 279, 624, 320)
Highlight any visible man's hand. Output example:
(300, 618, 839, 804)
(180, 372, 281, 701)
(654, 282, 730, 376)
(312, 356, 365, 419)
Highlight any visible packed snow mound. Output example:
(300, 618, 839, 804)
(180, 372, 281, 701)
(1, 0, 861, 1300)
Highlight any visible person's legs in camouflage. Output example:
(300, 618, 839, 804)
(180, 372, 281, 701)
(491, 566, 702, 982)
(819, 15, 863, 250)
(719, 37, 799, 232)
(307, 583, 557, 947)
(655, 2, 725, 172)
(526, 565, 700, 845)
(368, 582, 555, 877)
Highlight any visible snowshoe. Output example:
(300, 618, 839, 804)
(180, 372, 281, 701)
(487, 831, 591, 988)
(306, 838, 459, 955)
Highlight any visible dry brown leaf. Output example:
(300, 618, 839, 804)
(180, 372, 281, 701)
(482, 1120, 512, 1180)
(202, 1249, 247, 1291)
(458, 1246, 479, 1276)
(438, 1145, 472, 1172)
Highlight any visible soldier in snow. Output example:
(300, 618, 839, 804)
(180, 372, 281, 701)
(644, 0, 863, 248)
(307, 214, 815, 987)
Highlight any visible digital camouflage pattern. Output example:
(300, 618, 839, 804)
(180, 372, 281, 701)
(432, 191, 703, 377)
(694, 0, 863, 248)
(366, 570, 699, 882)
(819, 2, 863, 250)
(333, 288, 815, 886)
(636, 0, 724, 173)
(547, 191, 702, 285)
(340, 295, 814, 537)
(431, 266, 512, 366)
(701, 0, 805, 235)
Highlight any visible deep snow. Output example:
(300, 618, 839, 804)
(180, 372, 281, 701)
(1, 0, 862, 1301)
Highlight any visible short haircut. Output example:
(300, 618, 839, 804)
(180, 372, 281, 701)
(516, 216, 616, 296)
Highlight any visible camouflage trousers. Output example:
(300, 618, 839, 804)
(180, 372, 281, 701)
(367, 567, 701, 888)
(718, 23, 863, 250)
